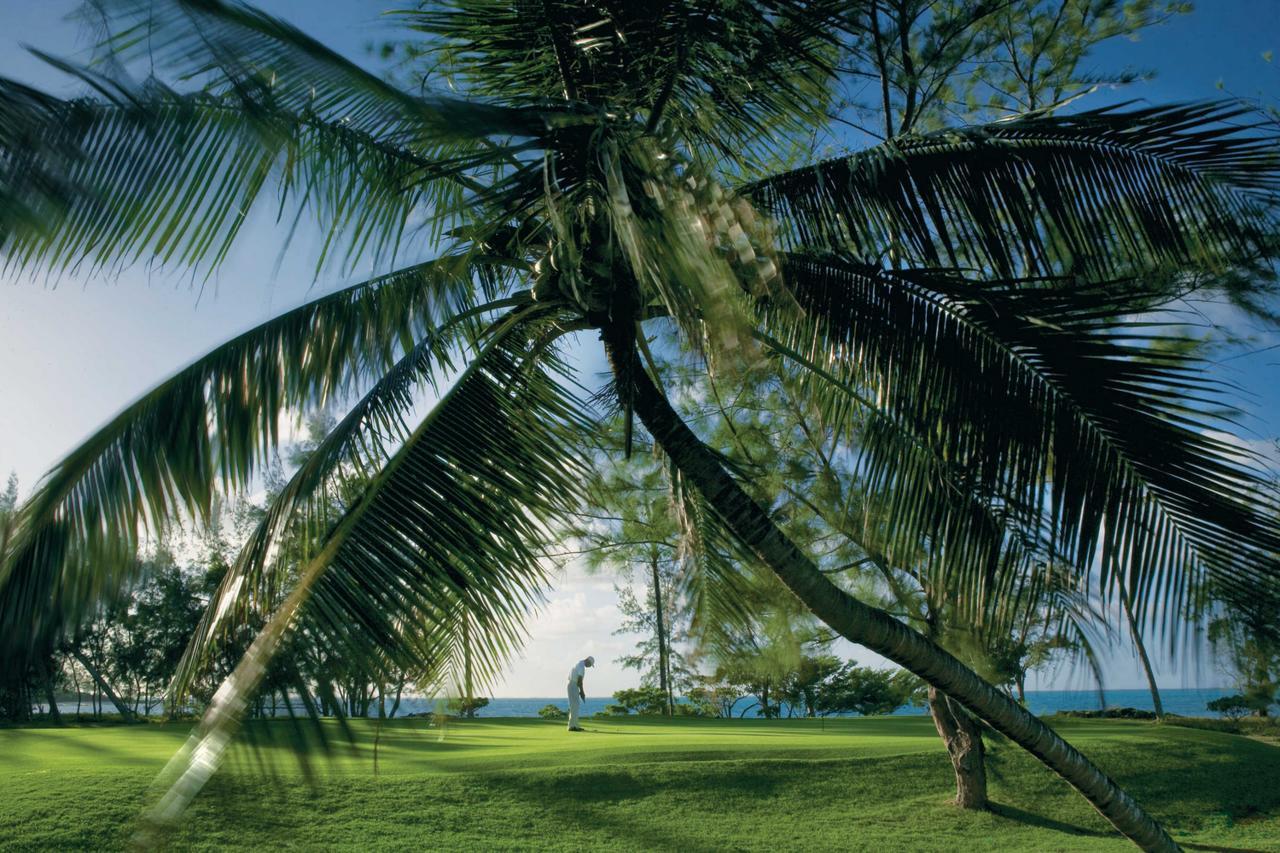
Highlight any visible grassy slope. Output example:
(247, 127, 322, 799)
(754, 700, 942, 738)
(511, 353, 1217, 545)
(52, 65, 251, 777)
(1, 716, 1277, 851)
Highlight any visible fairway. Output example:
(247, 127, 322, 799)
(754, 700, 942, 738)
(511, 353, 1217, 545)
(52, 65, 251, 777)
(2, 716, 1277, 851)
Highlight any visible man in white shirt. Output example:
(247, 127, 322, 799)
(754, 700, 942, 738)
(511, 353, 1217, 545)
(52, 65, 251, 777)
(566, 656, 594, 731)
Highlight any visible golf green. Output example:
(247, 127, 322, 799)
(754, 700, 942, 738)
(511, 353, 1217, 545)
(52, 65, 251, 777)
(1, 716, 1276, 850)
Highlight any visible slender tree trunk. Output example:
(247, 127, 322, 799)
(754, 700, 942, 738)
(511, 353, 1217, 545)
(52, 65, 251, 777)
(70, 661, 82, 717)
(1118, 584, 1164, 719)
(72, 650, 134, 722)
(606, 333, 1178, 852)
(928, 686, 988, 809)
(463, 609, 475, 718)
(651, 554, 673, 715)
(390, 677, 404, 719)
(42, 662, 62, 725)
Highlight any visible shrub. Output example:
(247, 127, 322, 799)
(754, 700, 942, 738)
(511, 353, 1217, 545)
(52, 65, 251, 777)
(816, 664, 917, 717)
(675, 693, 718, 717)
(537, 704, 567, 720)
(446, 696, 490, 717)
(1208, 695, 1254, 722)
(1059, 707, 1158, 720)
(610, 687, 668, 715)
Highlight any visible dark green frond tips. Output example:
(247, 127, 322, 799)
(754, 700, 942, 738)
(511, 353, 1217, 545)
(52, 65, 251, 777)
(745, 102, 1280, 281)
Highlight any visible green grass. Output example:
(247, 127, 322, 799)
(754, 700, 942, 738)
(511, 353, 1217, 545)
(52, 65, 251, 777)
(1, 715, 1277, 851)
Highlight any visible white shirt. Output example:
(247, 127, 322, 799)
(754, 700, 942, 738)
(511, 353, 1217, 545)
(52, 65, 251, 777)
(568, 660, 587, 685)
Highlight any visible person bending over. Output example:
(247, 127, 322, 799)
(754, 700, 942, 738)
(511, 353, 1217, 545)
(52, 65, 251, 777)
(566, 655, 594, 731)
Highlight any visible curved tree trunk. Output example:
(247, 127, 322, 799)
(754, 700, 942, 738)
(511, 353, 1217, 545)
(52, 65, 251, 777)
(928, 686, 988, 809)
(1118, 584, 1164, 719)
(42, 661, 62, 725)
(651, 554, 674, 715)
(72, 650, 134, 722)
(604, 332, 1178, 852)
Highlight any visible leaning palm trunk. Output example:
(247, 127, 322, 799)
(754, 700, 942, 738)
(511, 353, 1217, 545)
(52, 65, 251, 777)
(71, 650, 134, 722)
(605, 331, 1178, 853)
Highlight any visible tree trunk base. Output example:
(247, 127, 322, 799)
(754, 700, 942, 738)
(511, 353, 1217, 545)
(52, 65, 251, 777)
(928, 686, 988, 810)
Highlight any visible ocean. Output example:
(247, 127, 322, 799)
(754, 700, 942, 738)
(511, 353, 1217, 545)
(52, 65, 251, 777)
(384, 687, 1233, 719)
(51, 687, 1234, 719)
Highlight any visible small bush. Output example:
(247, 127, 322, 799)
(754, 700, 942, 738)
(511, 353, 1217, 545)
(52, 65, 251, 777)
(675, 700, 716, 717)
(537, 704, 567, 719)
(1058, 707, 1157, 720)
(611, 687, 667, 715)
(446, 697, 490, 717)
(1207, 695, 1254, 722)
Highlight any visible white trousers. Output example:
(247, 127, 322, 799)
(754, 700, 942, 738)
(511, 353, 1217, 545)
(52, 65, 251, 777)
(567, 684, 581, 728)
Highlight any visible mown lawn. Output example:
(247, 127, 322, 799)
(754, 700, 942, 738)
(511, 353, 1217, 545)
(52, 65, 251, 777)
(1, 715, 1277, 851)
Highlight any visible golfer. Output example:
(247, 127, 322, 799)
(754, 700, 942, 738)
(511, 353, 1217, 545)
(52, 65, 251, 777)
(566, 655, 594, 731)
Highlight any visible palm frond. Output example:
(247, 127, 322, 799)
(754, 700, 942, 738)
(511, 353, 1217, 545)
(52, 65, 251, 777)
(763, 254, 1280, 633)
(406, 0, 845, 163)
(168, 292, 537, 699)
(0, 255, 493, 662)
(744, 102, 1280, 281)
(87, 0, 558, 140)
(0, 69, 532, 276)
(141, 304, 592, 834)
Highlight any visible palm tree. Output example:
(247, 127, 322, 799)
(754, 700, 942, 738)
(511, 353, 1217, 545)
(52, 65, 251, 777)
(2, 2, 1279, 849)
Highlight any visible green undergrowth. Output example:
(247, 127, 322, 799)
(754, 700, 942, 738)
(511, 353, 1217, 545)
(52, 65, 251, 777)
(1, 716, 1277, 851)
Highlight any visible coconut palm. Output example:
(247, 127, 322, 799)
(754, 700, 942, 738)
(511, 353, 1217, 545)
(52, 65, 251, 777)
(2, 2, 1280, 850)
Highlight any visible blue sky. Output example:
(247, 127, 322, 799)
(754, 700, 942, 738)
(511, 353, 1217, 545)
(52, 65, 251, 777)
(1, 1, 1277, 696)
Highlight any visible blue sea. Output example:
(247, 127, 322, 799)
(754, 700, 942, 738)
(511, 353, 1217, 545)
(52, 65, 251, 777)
(389, 687, 1233, 720)
(52, 687, 1234, 719)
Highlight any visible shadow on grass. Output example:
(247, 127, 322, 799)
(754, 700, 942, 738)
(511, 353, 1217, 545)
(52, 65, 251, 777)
(470, 760, 792, 853)
(1091, 734, 1280, 824)
(987, 802, 1111, 840)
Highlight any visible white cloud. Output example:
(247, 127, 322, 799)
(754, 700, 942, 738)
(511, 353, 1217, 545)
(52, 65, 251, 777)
(490, 560, 644, 697)
(1202, 429, 1280, 474)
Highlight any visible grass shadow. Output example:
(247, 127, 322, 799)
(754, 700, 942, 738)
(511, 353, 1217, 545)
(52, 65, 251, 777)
(987, 801, 1112, 840)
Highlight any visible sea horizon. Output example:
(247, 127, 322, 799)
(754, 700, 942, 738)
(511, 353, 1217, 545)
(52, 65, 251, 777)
(51, 686, 1239, 720)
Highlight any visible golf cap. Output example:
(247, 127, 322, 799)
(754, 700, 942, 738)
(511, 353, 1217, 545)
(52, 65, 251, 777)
(585, 656, 595, 666)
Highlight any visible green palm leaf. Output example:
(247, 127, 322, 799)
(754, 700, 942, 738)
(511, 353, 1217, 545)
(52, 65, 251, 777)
(0, 71, 534, 276)
(2, 0, 593, 276)
(743, 102, 1280, 280)
(167, 291, 538, 699)
(0, 255, 492, 662)
(89, 0, 558, 140)
(763, 254, 1280, 631)
(141, 304, 592, 835)
(406, 0, 844, 162)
